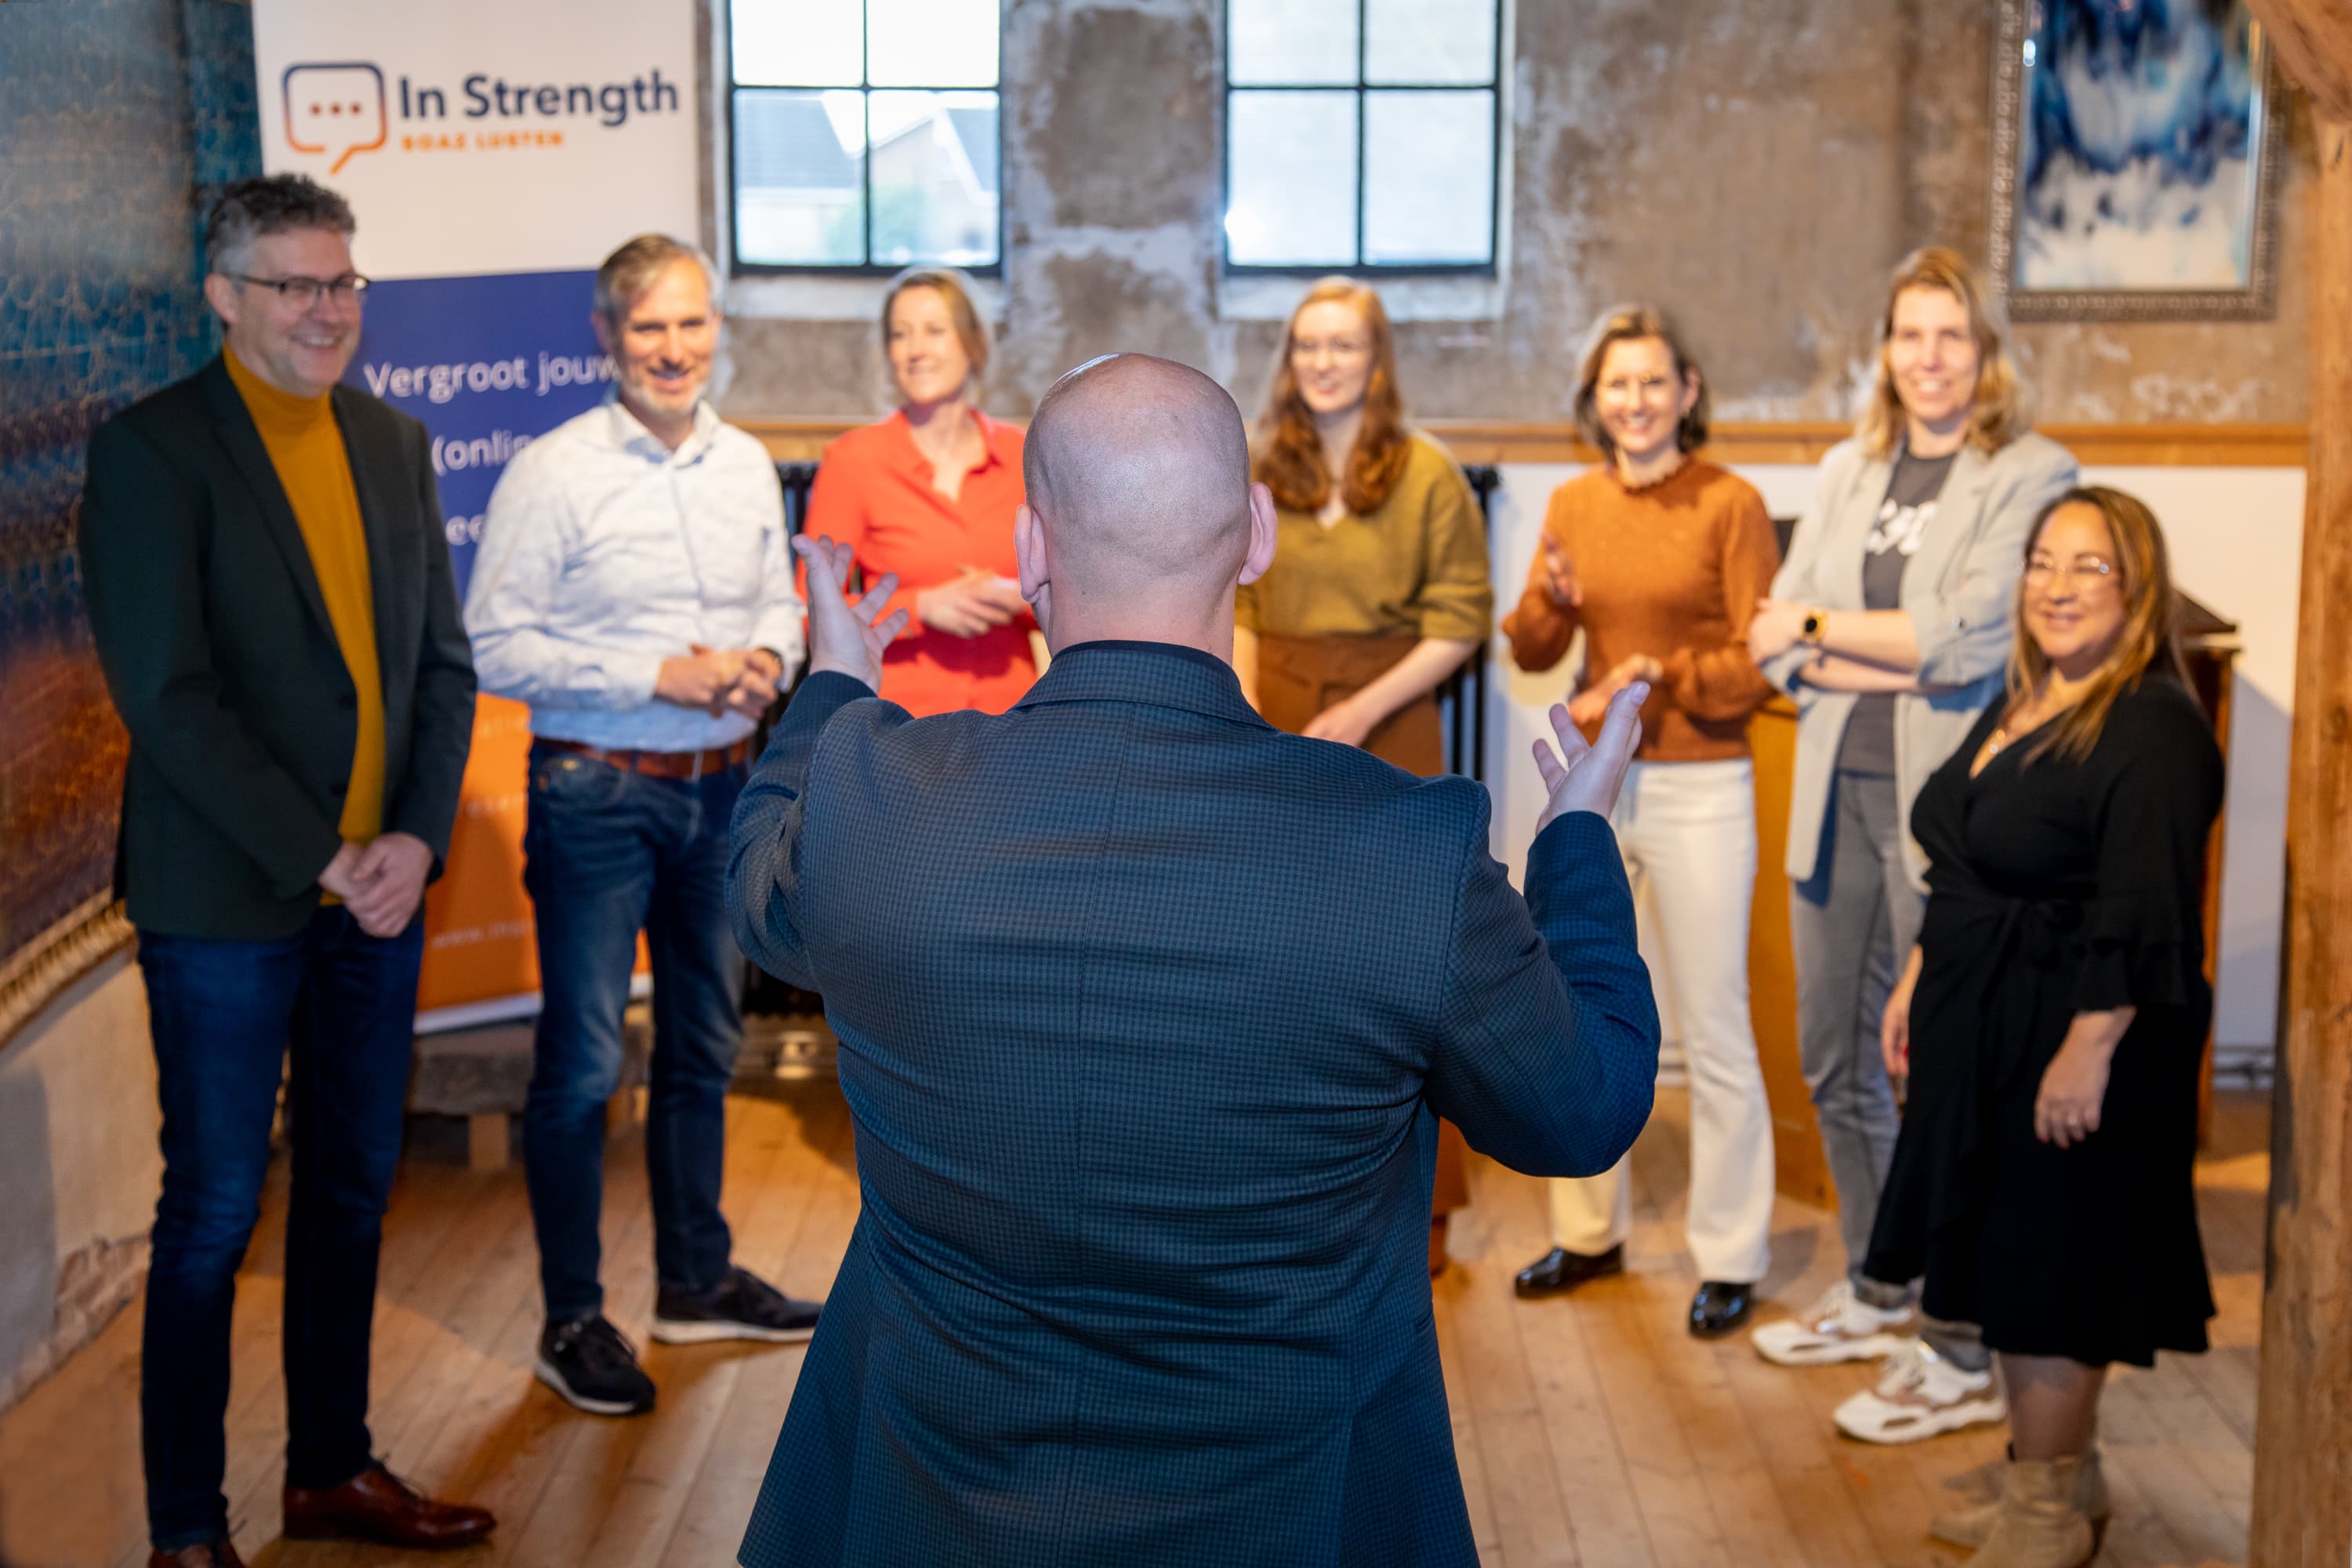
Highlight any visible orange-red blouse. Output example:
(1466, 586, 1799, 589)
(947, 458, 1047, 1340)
(802, 408, 1035, 717)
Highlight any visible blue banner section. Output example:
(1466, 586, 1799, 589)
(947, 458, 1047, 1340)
(345, 268, 615, 591)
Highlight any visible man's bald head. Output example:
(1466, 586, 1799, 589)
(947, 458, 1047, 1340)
(1022, 355, 1256, 617)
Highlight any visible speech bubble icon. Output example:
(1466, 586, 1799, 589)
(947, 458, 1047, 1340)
(283, 63, 387, 176)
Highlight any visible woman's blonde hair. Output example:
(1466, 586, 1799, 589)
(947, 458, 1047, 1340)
(2006, 485, 2188, 768)
(1857, 246, 2027, 459)
(880, 266, 990, 395)
(1253, 278, 1414, 515)
(1572, 304, 1711, 457)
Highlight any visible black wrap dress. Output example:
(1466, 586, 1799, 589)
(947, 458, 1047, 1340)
(1861, 670, 2224, 1367)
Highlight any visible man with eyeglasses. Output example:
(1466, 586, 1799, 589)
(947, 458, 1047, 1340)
(78, 172, 491, 1566)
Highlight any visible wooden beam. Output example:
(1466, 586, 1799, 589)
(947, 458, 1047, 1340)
(2252, 116, 2352, 1568)
(2249, 0, 2352, 122)
(735, 415, 2310, 470)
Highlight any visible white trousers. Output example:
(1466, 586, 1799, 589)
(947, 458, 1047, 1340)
(1549, 758, 1775, 1283)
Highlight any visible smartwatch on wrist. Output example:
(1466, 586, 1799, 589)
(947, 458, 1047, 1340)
(1799, 609, 1828, 647)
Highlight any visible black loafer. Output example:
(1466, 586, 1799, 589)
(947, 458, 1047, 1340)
(1688, 1280, 1759, 1338)
(1514, 1244, 1625, 1299)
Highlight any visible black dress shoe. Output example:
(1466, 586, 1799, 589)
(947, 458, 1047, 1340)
(1688, 1279, 1759, 1338)
(1514, 1245, 1624, 1299)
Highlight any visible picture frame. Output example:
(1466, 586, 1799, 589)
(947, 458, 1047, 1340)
(1988, 0, 2286, 322)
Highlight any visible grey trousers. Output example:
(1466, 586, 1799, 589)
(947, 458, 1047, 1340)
(1789, 768, 1922, 1281)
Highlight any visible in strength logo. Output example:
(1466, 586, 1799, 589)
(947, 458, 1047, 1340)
(283, 63, 388, 176)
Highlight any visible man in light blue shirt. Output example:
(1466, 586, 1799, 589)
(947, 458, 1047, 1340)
(465, 234, 818, 1418)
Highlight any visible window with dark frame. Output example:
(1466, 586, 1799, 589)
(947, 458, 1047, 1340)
(728, 0, 1002, 274)
(1224, 0, 1502, 274)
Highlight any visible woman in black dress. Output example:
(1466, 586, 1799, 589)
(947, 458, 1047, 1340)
(1868, 486, 2223, 1568)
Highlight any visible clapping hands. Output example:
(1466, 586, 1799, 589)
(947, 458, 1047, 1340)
(1539, 535, 1581, 609)
(1566, 654, 1663, 728)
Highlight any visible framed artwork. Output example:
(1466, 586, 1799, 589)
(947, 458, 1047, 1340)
(1989, 0, 2285, 321)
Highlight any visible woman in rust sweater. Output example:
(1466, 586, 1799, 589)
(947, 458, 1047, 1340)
(1503, 306, 1782, 1338)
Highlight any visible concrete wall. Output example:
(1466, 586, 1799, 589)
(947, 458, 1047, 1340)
(710, 0, 2319, 426)
(0, 956, 159, 1411)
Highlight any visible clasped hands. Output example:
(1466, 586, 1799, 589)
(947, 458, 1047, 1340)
(318, 833, 434, 938)
(916, 565, 1028, 638)
(656, 644, 786, 720)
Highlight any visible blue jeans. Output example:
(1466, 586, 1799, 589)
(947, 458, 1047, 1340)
(522, 744, 747, 1320)
(137, 907, 424, 1550)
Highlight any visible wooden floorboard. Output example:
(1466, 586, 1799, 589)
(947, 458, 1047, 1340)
(2, 1085, 2269, 1568)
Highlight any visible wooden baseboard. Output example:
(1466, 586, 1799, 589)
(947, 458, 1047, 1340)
(735, 416, 2308, 469)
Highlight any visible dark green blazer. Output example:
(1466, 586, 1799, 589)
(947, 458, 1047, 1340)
(78, 355, 477, 939)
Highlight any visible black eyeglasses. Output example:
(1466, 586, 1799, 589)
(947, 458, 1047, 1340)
(228, 272, 371, 309)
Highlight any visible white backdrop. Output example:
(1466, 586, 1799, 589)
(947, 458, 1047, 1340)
(1479, 460, 2300, 1066)
(252, 0, 697, 281)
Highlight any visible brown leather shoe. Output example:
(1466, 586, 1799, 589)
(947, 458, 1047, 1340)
(147, 1541, 245, 1568)
(281, 1461, 495, 1549)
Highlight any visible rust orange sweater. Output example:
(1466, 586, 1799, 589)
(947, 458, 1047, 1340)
(1501, 459, 1780, 761)
(226, 347, 385, 846)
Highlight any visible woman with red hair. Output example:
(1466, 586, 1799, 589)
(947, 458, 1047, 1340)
(1236, 278, 1494, 1273)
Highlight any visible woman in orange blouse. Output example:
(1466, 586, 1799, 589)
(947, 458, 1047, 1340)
(1502, 306, 1783, 1340)
(803, 267, 1033, 717)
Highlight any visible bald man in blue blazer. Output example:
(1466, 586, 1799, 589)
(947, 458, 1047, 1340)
(727, 354, 1660, 1568)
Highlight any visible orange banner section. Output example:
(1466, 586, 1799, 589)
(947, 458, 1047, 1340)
(417, 696, 538, 1015)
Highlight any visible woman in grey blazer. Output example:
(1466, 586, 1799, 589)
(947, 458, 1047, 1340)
(1742, 248, 2077, 1443)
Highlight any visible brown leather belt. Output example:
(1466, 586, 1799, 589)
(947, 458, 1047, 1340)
(540, 737, 754, 780)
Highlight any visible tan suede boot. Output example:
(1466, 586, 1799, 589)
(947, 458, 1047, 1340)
(1962, 1454, 2096, 1567)
(1931, 1447, 2110, 1550)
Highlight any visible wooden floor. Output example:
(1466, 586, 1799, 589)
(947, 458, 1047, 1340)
(0, 1085, 2266, 1568)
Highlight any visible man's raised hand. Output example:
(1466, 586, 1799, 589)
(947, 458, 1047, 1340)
(794, 534, 909, 691)
(1533, 680, 1646, 833)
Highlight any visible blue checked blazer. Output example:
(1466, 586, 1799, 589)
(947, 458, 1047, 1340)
(728, 640, 1659, 1568)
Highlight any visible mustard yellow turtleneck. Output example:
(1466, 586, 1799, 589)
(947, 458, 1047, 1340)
(224, 347, 386, 866)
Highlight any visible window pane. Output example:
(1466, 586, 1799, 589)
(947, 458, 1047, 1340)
(1229, 0, 1359, 87)
(1226, 90, 1358, 266)
(869, 0, 1000, 87)
(1365, 0, 1496, 85)
(734, 0, 862, 87)
(1363, 89, 1494, 264)
(735, 89, 867, 266)
(869, 90, 1001, 266)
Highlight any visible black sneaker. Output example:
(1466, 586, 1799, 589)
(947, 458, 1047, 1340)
(535, 1312, 657, 1417)
(650, 1267, 822, 1345)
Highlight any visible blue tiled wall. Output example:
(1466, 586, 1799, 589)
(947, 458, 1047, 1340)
(0, 0, 260, 967)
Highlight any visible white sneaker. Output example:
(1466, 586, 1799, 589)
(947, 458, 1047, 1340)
(1833, 1338, 2006, 1444)
(1751, 1279, 1915, 1366)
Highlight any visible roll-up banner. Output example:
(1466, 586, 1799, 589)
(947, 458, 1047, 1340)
(252, 0, 698, 1028)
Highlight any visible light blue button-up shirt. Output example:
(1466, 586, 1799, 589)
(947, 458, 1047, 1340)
(464, 399, 805, 753)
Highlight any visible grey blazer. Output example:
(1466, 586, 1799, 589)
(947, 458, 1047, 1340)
(1761, 430, 2078, 892)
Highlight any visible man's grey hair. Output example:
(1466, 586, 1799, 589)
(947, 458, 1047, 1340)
(205, 174, 357, 277)
(594, 234, 722, 321)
